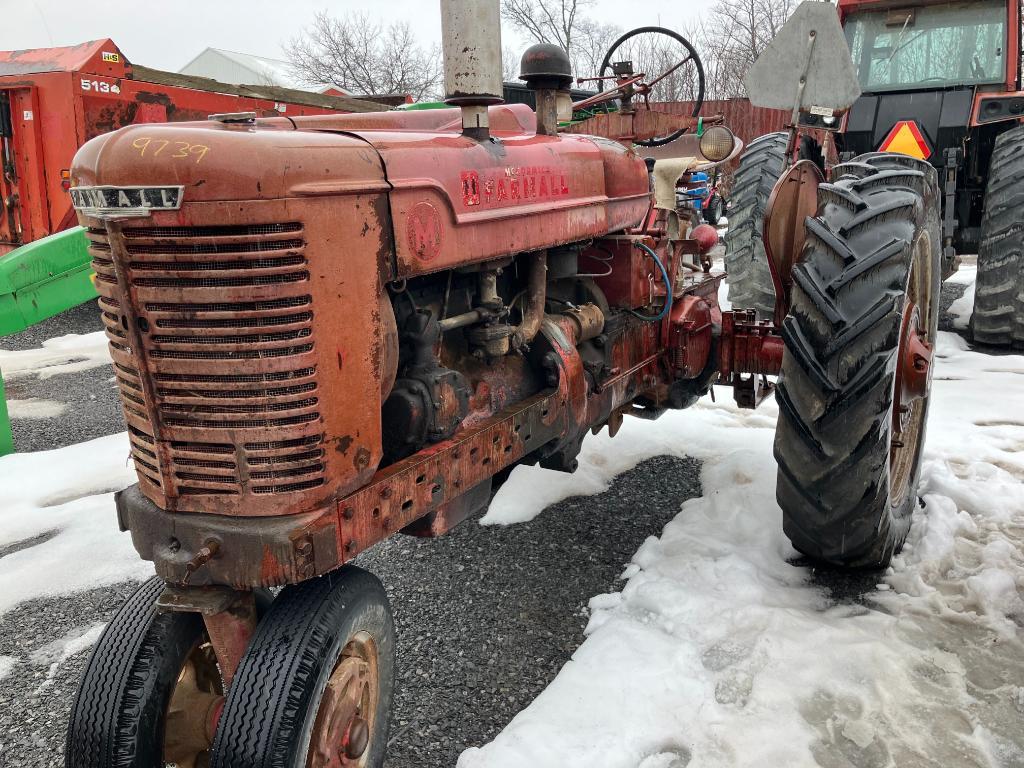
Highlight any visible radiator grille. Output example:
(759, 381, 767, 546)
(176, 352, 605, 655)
(88, 222, 327, 501)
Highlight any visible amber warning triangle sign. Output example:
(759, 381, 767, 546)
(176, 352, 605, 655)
(879, 121, 931, 160)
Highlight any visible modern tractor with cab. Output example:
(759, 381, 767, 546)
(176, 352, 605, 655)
(727, 0, 1024, 348)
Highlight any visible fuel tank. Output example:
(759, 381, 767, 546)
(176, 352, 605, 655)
(70, 103, 651, 519)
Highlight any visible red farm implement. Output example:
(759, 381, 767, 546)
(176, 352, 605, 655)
(0, 40, 385, 456)
(0, 39, 384, 256)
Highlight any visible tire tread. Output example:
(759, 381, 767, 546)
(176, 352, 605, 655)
(774, 154, 940, 568)
(724, 132, 788, 316)
(973, 124, 1024, 348)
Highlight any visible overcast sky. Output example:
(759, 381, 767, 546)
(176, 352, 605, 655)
(1, 0, 705, 72)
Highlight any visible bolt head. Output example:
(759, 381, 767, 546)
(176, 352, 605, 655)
(343, 716, 370, 759)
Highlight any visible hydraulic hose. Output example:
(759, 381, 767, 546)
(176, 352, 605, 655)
(630, 242, 673, 322)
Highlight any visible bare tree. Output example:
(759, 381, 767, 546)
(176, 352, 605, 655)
(501, 0, 619, 80)
(501, 0, 586, 52)
(500, 0, 793, 101)
(694, 0, 799, 99)
(503, 45, 523, 83)
(572, 18, 622, 79)
(285, 12, 442, 100)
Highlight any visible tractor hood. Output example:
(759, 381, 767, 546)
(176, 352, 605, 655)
(70, 102, 650, 276)
(70, 118, 389, 204)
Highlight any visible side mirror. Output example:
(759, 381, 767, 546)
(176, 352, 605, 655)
(744, 1, 861, 114)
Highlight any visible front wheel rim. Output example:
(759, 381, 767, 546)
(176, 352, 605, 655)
(164, 639, 224, 768)
(307, 632, 380, 767)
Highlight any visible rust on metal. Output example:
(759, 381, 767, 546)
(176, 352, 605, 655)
(893, 301, 933, 436)
(763, 159, 824, 326)
(569, 110, 706, 145)
(164, 638, 225, 767)
(73, 81, 795, 591)
(200, 592, 258, 689)
(307, 632, 380, 766)
(511, 251, 548, 349)
(0, 39, 385, 254)
(668, 295, 714, 379)
(719, 309, 784, 409)
(337, 391, 561, 560)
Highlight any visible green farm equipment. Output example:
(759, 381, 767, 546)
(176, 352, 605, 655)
(0, 226, 95, 454)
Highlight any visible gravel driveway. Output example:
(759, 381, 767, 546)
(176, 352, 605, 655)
(0, 273, 970, 767)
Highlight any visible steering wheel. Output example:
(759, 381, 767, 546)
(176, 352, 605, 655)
(597, 26, 706, 147)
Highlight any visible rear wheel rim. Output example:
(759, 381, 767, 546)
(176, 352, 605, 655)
(890, 231, 935, 507)
(307, 632, 380, 767)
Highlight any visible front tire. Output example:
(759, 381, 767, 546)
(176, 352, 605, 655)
(774, 155, 941, 569)
(211, 566, 395, 768)
(724, 132, 788, 317)
(972, 124, 1024, 348)
(66, 577, 225, 768)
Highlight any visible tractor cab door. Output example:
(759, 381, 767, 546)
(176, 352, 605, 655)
(0, 87, 48, 255)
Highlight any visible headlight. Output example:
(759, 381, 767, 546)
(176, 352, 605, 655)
(699, 126, 736, 162)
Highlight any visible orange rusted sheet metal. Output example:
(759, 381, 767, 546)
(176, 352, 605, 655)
(0, 39, 384, 254)
(77, 100, 783, 590)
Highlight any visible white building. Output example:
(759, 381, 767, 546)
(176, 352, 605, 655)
(178, 48, 341, 93)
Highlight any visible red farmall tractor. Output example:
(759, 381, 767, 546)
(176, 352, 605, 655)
(64, 2, 942, 765)
(728, 0, 1024, 348)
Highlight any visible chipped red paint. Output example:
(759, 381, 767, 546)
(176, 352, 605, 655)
(201, 594, 258, 688)
(719, 310, 784, 381)
(406, 201, 444, 261)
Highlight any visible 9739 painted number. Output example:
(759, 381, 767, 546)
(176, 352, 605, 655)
(131, 137, 210, 164)
(81, 79, 121, 94)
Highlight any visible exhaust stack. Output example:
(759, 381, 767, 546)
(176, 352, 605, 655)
(440, 0, 504, 139)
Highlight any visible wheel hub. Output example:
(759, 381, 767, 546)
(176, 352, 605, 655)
(893, 302, 933, 438)
(309, 633, 379, 767)
(164, 643, 224, 768)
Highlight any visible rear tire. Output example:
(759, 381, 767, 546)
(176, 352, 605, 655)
(211, 566, 395, 768)
(972, 124, 1024, 348)
(724, 132, 788, 316)
(774, 155, 941, 569)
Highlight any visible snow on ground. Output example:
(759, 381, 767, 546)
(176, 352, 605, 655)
(28, 623, 106, 693)
(0, 432, 152, 616)
(465, 322, 1024, 761)
(0, 655, 16, 682)
(948, 265, 978, 331)
(6, 398, 69, 420)
(0, 331, 110, 380)
(1, 268, 1020, 765)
